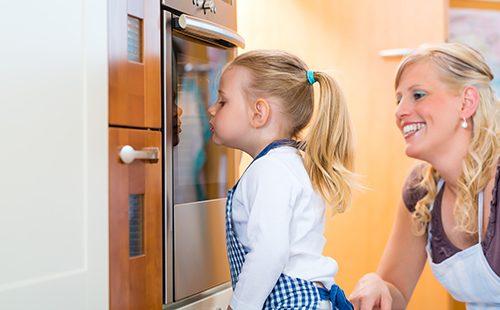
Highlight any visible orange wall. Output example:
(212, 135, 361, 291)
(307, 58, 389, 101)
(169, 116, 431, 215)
(237, 0, 451, 309)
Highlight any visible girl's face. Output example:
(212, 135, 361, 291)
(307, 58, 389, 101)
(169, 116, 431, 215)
(208, 66, 253, 149)
(395, 61, 464, 161)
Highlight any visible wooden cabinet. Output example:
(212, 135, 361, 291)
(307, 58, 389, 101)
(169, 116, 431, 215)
(108, 0, 162, 308)
(109, 0, 161, 128)
(109, 128, 162, 310)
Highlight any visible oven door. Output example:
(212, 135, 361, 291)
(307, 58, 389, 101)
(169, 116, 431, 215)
(162, 10, 245, 306)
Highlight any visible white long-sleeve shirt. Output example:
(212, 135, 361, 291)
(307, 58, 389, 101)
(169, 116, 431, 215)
(230, 146, 338, 310)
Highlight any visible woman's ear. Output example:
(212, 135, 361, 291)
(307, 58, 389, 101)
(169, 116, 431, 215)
(460, 86, 480, 119)
(249, 98, 271, 128)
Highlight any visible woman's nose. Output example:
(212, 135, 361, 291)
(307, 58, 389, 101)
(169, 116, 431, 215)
(395, 98, 410, 120)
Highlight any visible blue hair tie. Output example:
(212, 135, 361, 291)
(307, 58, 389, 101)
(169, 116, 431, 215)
(306, 70, 316, 85)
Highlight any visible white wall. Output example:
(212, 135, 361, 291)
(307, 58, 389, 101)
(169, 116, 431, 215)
(0, 0, 108, 309)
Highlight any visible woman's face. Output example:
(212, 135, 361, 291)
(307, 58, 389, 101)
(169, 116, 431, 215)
(395, 61, 464, 161)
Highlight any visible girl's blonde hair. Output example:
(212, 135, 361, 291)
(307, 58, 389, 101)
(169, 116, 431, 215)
(229, 50, 356, 213)
(395, 43, 499, 236)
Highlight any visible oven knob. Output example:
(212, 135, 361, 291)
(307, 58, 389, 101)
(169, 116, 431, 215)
(202, 0, 216, 13)
(193, 0, 203, 7)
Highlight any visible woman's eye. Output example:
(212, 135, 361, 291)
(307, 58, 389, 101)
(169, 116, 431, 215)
(413, 91, 426, 100)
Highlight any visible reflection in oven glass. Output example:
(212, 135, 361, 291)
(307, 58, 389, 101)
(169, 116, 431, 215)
(172, 35, 233, 204)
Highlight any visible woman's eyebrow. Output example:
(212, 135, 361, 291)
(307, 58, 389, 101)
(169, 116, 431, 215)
(407, 84, 424, 91)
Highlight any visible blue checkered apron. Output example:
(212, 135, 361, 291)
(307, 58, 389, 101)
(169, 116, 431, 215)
(225, 140, 353, 310)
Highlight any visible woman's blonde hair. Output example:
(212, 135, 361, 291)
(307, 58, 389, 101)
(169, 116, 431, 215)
(395, 43, 499, 236)
(229, 50, 356, 213)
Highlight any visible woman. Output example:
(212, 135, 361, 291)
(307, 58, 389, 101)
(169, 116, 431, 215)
(349, 43, 499, 309)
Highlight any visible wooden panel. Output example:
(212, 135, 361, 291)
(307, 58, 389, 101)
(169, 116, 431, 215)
(143, 0, 161, 128)
(109, 0, 161, 128)
(451, 0, 500, 9)
(109, 128, 162, 310)
(237, 1, 450, 309)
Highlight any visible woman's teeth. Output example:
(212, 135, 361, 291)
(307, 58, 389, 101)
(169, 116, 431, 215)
(403, 123, 426, 137)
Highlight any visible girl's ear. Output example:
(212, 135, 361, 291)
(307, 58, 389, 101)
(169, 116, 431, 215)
(460, 86, 480, 118)
(249, 98, 271, 128)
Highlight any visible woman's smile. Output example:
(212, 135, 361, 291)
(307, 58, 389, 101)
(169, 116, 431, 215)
(402, 121, 427, 139)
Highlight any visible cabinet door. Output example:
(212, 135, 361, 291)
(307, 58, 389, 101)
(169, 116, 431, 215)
(109, 0, 161, 128)
(109, 128, 162, 310)
(0, 1, 108, 309)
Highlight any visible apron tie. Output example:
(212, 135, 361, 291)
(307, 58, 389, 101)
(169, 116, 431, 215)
(317, 284, 353, 310)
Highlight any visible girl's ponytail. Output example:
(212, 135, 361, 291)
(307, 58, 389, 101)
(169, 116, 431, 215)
(303, 71, 356, 213)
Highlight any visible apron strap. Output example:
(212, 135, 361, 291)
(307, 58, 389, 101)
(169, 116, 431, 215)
(477, 191, 484, 244)
(426, 179, 445, 250)
(429, 179, 445, 213)
(231, 139, 298, 192)
(317, 284, 353, 310)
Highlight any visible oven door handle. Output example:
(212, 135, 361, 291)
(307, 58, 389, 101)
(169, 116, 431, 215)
(174, 14, 245, 48)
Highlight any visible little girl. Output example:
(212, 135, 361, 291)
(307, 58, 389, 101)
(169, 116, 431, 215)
(208, 50, 355, 310)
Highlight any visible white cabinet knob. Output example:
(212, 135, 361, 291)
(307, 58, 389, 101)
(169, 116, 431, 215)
(119, 145, 159, 164)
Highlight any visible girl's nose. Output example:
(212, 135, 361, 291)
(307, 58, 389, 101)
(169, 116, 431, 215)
(208, 104, 216, 116)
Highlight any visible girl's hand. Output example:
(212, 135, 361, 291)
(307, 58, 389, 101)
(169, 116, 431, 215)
(349, 273, 392, 310)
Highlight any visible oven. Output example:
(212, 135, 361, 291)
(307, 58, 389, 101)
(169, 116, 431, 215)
(161, 1, 245, 308)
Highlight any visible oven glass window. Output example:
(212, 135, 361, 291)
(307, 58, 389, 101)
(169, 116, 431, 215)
(172, 34, 233, 204)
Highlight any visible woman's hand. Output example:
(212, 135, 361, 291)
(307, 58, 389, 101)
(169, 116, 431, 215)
(349, 273, 392, 310)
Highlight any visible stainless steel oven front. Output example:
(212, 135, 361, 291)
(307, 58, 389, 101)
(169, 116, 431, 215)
(162, 1, 244, 308)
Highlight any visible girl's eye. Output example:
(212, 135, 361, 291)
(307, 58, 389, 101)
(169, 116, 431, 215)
(219, 100, 226, 106)
(396, 96, 402, 105)
(413, 90, 427, 100)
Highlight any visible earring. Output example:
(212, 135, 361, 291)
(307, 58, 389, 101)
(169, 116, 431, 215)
(461, 117, 468, 129)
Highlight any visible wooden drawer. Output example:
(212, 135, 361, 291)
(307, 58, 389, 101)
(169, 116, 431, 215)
(109, 127, 162, 310)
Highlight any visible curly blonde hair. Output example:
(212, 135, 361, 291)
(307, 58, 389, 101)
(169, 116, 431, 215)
(228, 50, 356, 213)
(395, 43, 499, 236)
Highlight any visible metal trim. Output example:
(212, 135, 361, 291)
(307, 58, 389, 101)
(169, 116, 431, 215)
(174, 14, 245, 48)
(162, 10, 175, 304)
(164, 283, 231, 310)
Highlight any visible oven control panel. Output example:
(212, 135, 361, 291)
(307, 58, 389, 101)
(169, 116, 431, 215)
(192, 0, 216, 14)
